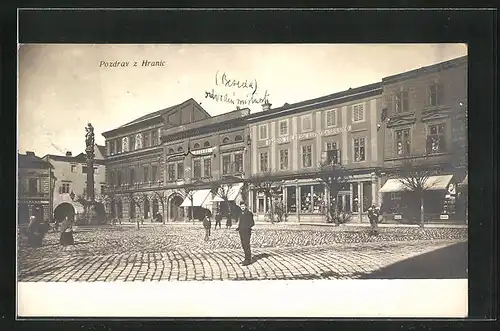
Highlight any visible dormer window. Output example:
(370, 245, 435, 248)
(168, 148, 174, 154)
(193, 143, 201, 149)
(204, 141, 211, 147)
(222, 137, 230, 144)
(177, 146, 184, 152)
(235, 135, 243, 142)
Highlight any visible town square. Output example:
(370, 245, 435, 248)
(18, 44, 468, 286)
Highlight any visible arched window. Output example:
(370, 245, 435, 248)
(168, 148, 174, 154)
(177, 146, 184, 152)
(203, 141, 211, 147)
(222, 137, 230, 144)
(235, 135, 243, 142)
(193, 143, 200, 149)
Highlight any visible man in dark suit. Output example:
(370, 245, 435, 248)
(236, 201, 254, 266)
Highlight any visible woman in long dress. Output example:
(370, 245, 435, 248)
(59, 216, 74, 246)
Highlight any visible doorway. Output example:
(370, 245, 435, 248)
(169, 195, 184, 222)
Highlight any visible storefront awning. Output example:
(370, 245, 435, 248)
(379, 175, 454, 193)
(180, 189, 212, 207)
(212, 183, 244, 202)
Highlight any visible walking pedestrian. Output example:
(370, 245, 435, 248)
(235, 202, 254, 266)
(59, 216, 75, 246)
(367, 203, 380, 235)
(225, 211, 233, 229)
(26, 215, 48, 247)
(203, 209, 212, 241)
(214, 210, 222, 229)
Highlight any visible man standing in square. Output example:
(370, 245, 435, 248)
(236, 201, 254, 266)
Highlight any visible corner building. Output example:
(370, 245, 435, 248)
(247, 83, 384, 223)
(102, 99, 211, 222)
(378, 56, 468, 223)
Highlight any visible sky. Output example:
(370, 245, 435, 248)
(18, 43, 467, 157)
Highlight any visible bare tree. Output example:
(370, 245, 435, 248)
(181, 187, 196, 223)
(317, 160, 351, 225)
(396, 160, 436, 228)
(210, 182, 238, 226)
(250, 171, 284, 223)
(127, 193, 143, 229)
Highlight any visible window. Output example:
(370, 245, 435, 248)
(122, 137, 129, 152)
(168, 148, 174, 154)
(177, 146, 183, 152)
(203, 158, 212, 177)
(151, 130, 158, 146)
(260, 152, 269, 172)
(279, 149, 289, 170)
(234, 153, 243, 173)
(82, 166, 88, 174)
(426, 123, 446, 154)
(279, 120, 289, 136)
(394, 89, 409, 113)
(129, 135, 135, 151)
(193, 159, 202, 178)
(168, 164, 175, 181)
(352, 104, 365, 123)
(326, 109, 337, 127)
(70, 165, 77, 173)
(353, 138, 366, 162)
(152, 165, 158, 182)
(326, 142, 340, 164)
(204, 141, 211, 147)
(59, 183, 70, 194)
(143, 166, 149, 182)
(259, 124, 268, 140)
(302, 145, 312, 167)
(222, 137, 230, 144)
(193, 143, 201, 149)
(116, 138, 122, 153)
(235, 135, 243, 142)
(135, 134, 142, 149)
(94, 167, 98, 174)
(176, 163, 184, 179)
(109, 171, 115, 186)
(222, 154, 231, 175)
(143, 132, 150, 148)
(395, 129, 411, 156)
(301, 115, 312, 132)
(109, 141, 115, 155)
(129, 168, 135, 185)
(428, 82, 442, 106)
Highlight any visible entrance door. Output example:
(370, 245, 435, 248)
(144, 199, 150, 219)
(337, 192, 351, 213)
(169, 195, 184, 222)
(31, 205, 44, 221)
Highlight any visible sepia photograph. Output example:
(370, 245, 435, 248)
(17, 43, 469, 318)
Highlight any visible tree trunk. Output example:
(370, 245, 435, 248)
(191, 199, 194, 224)
(161, 201, 165, 224)
(226, 200, 232, 225)
(420, 194, 425, 228)
(267, 194, 275, 223)
(136, 218, 140, 230)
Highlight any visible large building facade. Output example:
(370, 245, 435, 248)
(18, 152, 54, 224)
(42, 144, 107, 221)
(101, 56, 468, 225)
(378, 55, 468, 222)
(247, 83, 384, 223)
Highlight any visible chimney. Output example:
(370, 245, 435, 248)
(26, 151, 35, 156)
(66, 151, 72, 157)
(262, 101, 272, 111)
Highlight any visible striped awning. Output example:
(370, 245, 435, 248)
(458, 174, 468, 188)
(379, 175, 454, 193)
(180, 189, 212, 207)
(212, 183, 244, 202)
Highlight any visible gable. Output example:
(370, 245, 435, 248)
(163, 99, 211, 129)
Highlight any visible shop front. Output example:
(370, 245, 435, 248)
(180, 188, 213, 221)
(249, 173, 380, 223)
(379, 174, 460, 223)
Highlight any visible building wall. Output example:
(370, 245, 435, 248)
(18, 166, 52, 223)
(382, 58, 468, 170)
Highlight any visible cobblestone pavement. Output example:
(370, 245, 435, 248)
(18, 224, 467, 282)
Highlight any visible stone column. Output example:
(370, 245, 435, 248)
(371, 172, 378, 205)
(296, 185, 300, 223)
(358, 182, 363, 223)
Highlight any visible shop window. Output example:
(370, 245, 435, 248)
(426, 123, 446, 154)
(300, 185, 313, 213)
(312, 185, 324, 214)
(286, 187, 297, 213)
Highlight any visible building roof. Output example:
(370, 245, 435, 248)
(247, 82, 382, 122)
(42, 145, 106, 165)
(96, 144, 106, 157)
(18, 152, 53, 169)
(382, 55, 468, 84)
